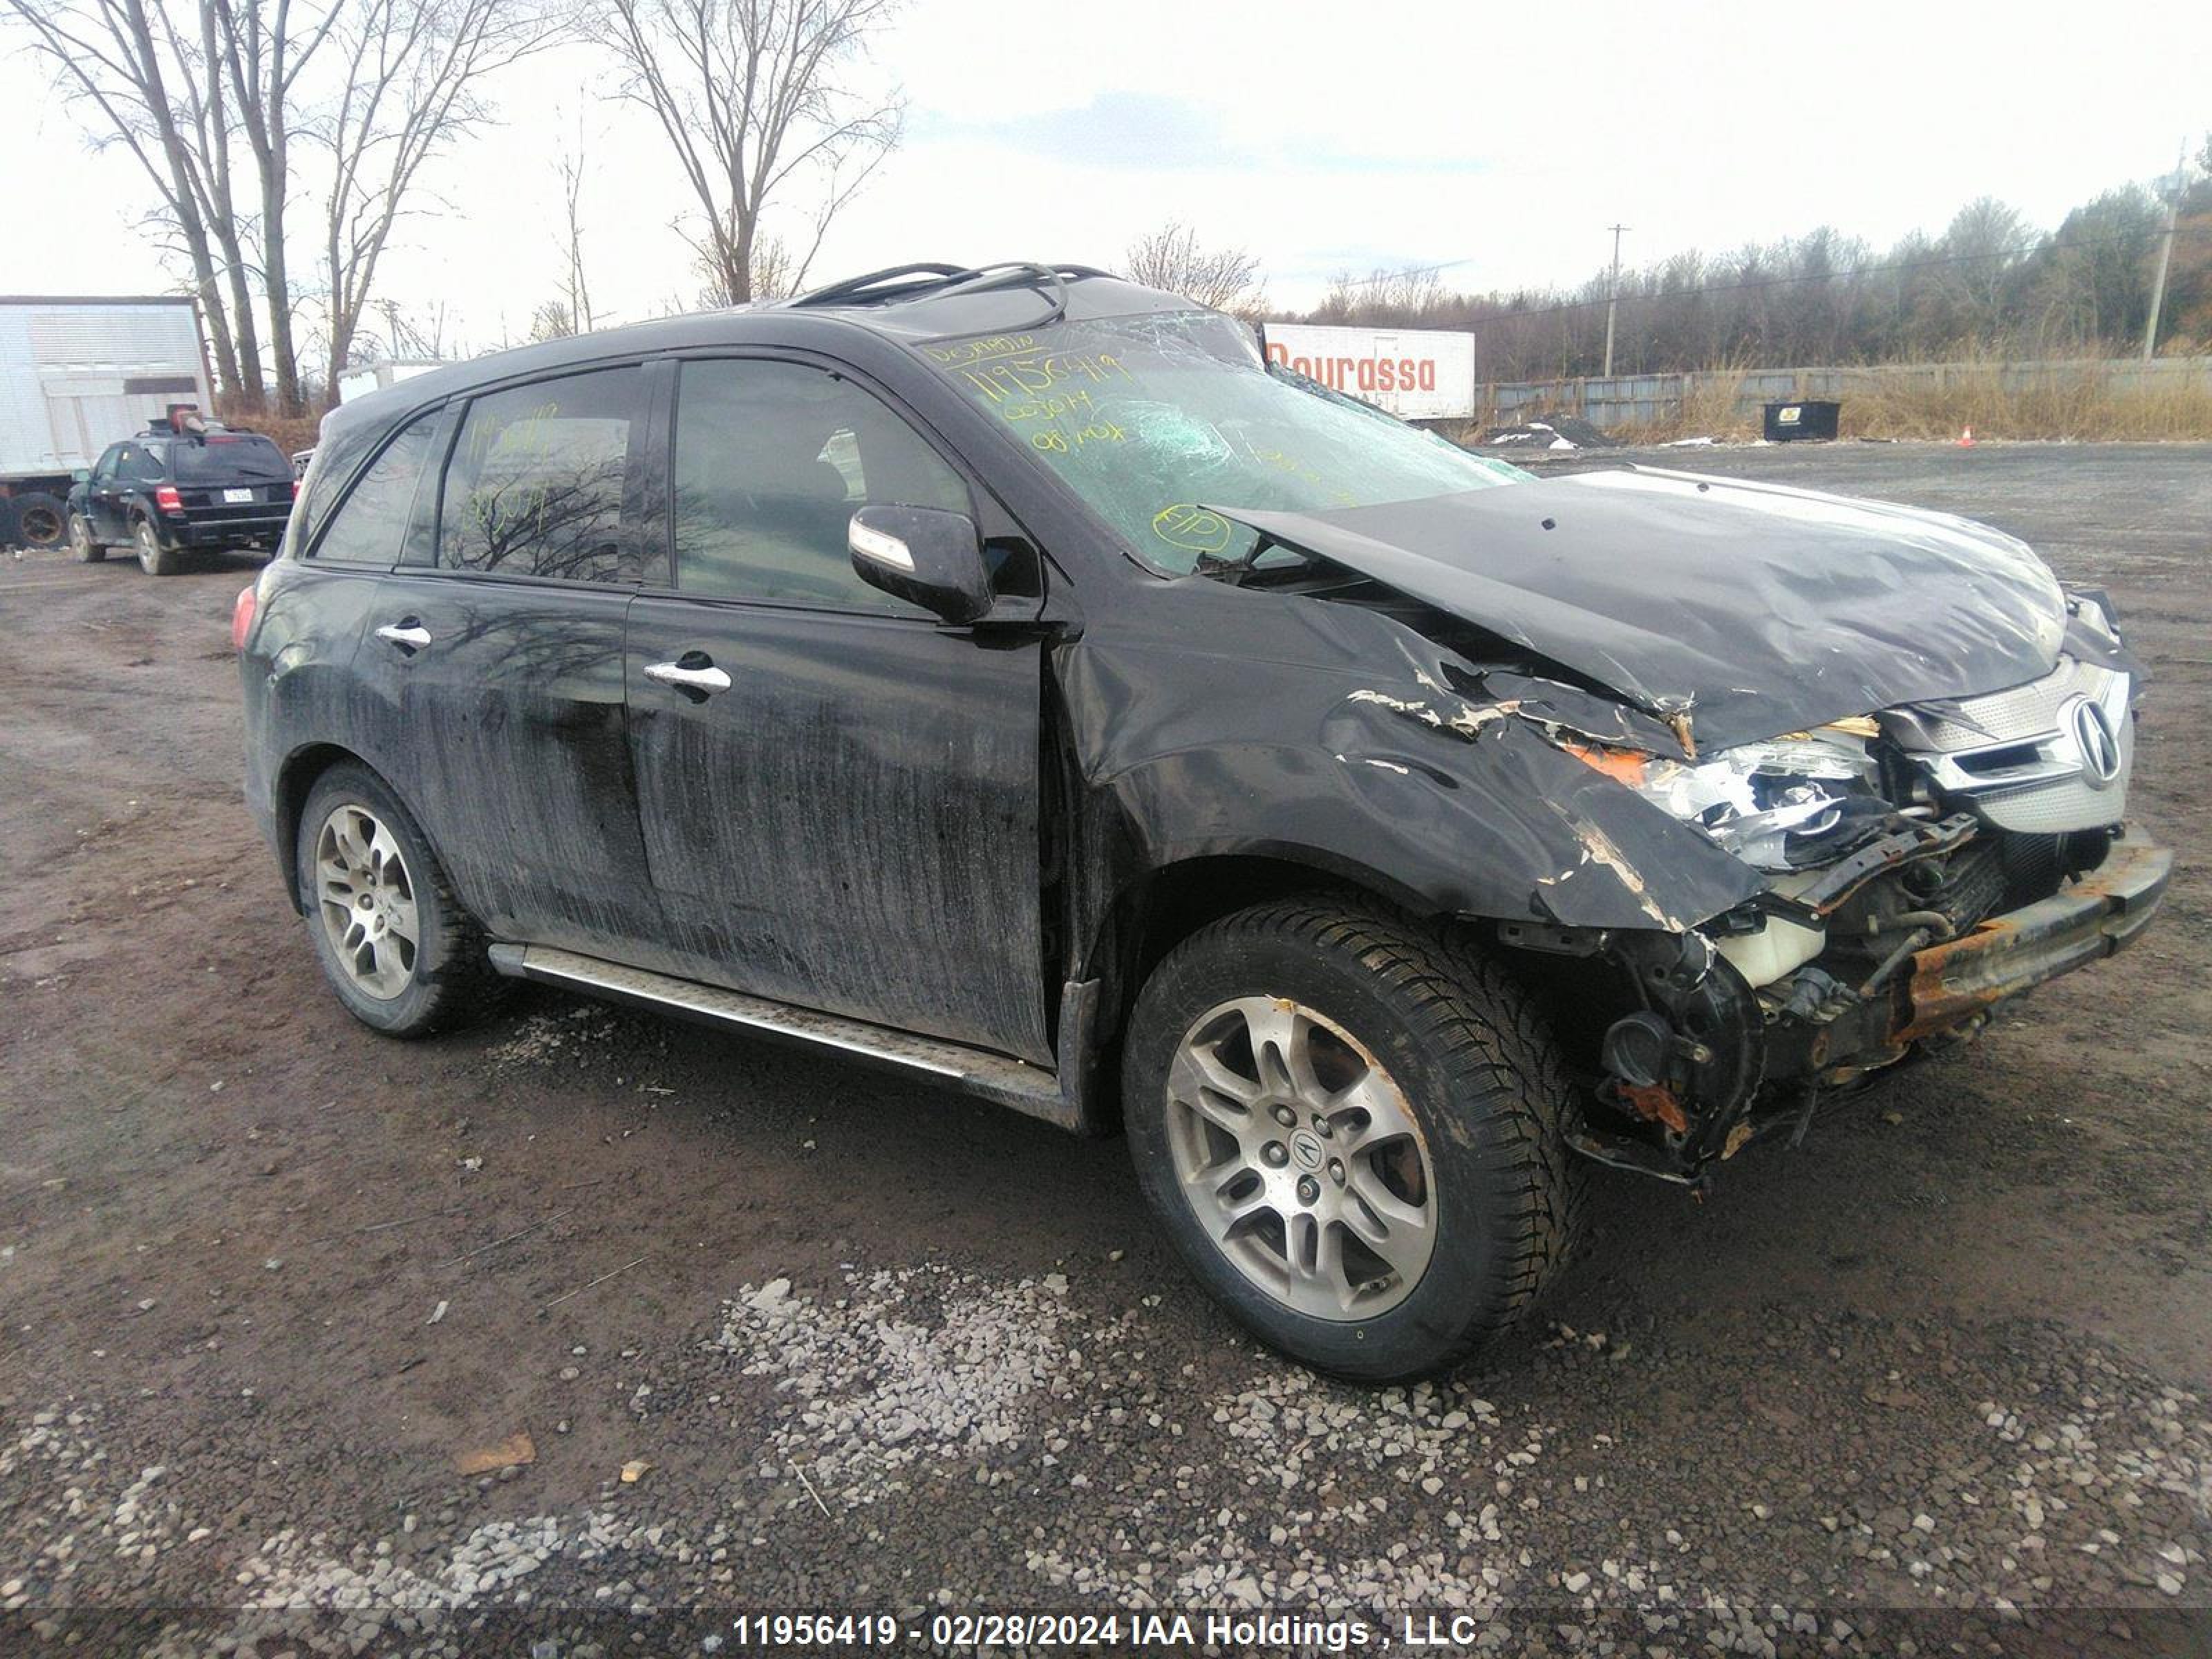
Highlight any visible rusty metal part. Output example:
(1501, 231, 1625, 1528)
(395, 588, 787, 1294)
(1789, 814, 1978, 917)
(1857, 926, 1934, 997)
(1563, 1124, 1700, 1186)
(1895, 830, 2171, 1043)
(1617, 1080, 1689, 1135)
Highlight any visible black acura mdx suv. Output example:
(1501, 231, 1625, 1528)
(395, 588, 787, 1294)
(238, 263, 2168, 1378)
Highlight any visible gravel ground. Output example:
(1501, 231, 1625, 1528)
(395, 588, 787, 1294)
(2, 442, 2209, 1657)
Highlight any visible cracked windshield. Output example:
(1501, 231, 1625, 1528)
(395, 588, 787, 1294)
(924, 309, 1529, 574)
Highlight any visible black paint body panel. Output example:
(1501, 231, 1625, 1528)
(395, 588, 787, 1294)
(354, 573, 666, 957)
(624, 595, 1051, 1063)
(236, 274, 2121, 1087)
(1219, 467, 2090, 749)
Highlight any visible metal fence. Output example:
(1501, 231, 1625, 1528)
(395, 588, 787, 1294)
(1479, 357, 2212, 431)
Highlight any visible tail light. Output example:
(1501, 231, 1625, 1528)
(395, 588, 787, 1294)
(154, 484, 184, 512)
(231, 583, 258, 652)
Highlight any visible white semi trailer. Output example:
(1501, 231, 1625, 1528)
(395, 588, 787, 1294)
(1, 295, 212, 550)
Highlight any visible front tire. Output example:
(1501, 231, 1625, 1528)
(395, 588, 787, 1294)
(134, 517, 181, 575)
(69, 512, 106, 562)
(295, 763, 508, 1038)
(1123, 899, 1584, 1381)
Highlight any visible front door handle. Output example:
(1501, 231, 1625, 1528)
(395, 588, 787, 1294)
(375, 622, 432, 650)
(644, 658, 733, 695)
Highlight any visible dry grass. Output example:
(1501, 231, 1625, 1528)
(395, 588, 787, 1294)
(1827, 362, 2212, 442)
(222, 411, 324, 456)
(211, 396, 324, 457)
(1622, 357, 2212, 444)
(1611, 364, 1759, 444)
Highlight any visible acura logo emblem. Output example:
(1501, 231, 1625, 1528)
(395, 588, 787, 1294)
(2067, 695, 2122, 787)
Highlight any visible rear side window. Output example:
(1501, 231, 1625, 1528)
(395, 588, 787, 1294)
(439, 367, 642, 583)
(671, 358, 969, 612)
(174, 435, 291, 482)
(118, 444, 165, 482)
(314, 413, 440, 565)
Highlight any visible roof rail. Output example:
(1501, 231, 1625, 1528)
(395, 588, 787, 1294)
(788, 263, 973, 308)
(788, 261, 1114, 323)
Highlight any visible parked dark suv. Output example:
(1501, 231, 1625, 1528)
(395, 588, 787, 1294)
(237, 263, 2169, 1378)
(70, 418, 295, 574)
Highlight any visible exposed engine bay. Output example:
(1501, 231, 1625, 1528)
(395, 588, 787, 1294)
(1507, 632, 2159, 1184)
(1198, 481, 2168, 1185)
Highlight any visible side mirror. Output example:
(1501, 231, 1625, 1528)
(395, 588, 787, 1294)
(848, 504, 993, 625)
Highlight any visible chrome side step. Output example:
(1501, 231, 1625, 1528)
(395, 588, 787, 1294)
(486, 944, 1082, 1132)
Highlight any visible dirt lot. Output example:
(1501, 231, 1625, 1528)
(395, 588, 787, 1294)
(2, 442, 2209, 1657)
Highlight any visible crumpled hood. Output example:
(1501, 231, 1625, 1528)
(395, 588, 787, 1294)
(1217, 467, 2070, 751)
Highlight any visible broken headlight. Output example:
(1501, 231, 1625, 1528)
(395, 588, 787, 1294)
(1571, 727, 1882, 872)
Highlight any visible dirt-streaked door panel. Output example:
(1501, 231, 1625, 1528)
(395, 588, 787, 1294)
(356, 573, 664, 957)
(624, 597, 1050, 1064)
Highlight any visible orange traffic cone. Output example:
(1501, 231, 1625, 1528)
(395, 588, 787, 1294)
(1956, 425, 1976, 447)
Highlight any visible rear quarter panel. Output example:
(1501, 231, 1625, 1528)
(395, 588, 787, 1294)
(240, 560, 390, 893)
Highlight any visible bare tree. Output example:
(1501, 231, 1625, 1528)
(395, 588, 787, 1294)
(205, 0, 347, 413)
(1125, 223, 1266, 315)
(594, 0, 904, 308)
(370, 294, 454, 359)
(318, 0, 554, 403)
(1931, 196, 2027, 344)
(528, 297, 579, 341)
(550, 112, 595, 335)
(3, 0, 261, 402)
(692, 230, 807, 308)
(9, 0, 541, 414)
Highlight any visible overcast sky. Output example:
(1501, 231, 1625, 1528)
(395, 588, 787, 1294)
(4, 0, 2206, 355)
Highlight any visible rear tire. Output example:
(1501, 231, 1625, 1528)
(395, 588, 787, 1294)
(295, 762, 509, 1038)
(69, 512, 106, 562)
(1123, 899, 1584, 1381)
(134, 516, 181, 576)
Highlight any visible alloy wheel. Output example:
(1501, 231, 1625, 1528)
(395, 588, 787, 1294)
(1164, 996, 1438, 1321)
(312, 804, 420, 1000)
(135, 521, 160, 572)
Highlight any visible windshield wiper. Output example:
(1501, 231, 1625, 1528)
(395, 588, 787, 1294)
(1194, 530, 1322, 587)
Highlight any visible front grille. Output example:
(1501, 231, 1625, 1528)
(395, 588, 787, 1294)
(1888, 655, 2131, 835)
(1908, 657, 2110, 748)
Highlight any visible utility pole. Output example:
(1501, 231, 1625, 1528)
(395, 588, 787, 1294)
(1602, 223, 1630, 378)
(2142, 143, 2188, 364)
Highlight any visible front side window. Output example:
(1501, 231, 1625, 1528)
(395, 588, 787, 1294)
(92, 445, 122, 482)
(921, 308, 1528, 574)
(315, 412, 440, 565)
(439, 366, 642, 583)
(671, 358, 969, 612)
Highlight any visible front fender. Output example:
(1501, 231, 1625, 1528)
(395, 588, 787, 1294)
(1058, 618, 1761, 935)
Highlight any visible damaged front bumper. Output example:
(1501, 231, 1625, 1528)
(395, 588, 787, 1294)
(1895, 827, 2171, 1042)
(1567, 824, 2172, 1184)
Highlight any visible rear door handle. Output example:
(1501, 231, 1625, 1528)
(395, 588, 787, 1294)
(644, 658, 732, 695)
(375, 622, 431, 650)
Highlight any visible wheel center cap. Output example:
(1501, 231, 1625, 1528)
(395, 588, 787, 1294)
(1288, 1130, 1325, 1171)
